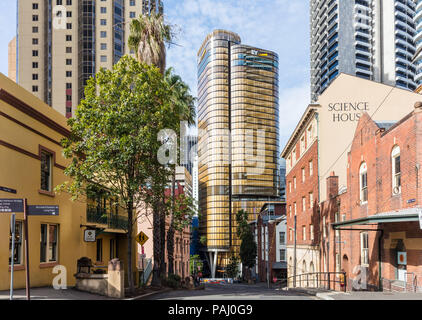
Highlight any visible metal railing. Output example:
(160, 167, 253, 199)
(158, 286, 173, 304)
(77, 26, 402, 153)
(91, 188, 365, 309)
(87, 206, 128, 230)
(277, 272, 347, 292)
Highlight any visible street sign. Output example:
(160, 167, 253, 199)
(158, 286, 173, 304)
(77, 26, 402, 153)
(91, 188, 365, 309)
(418, 208, 422, 230)
(28, 205, 59, 216)
(84, 229, 96, 242)
(0, 199, 24, 213)
(0, 186, 17, 194)
(135, 231, 149, 246)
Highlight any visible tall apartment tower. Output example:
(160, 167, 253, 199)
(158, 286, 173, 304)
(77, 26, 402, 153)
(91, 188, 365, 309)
(16, 0, 156, 118)
(142, 0, 163, 14)
(415, 0, 422, 86)
(311, 0, 417, 102)
(197, 30, 280, 277)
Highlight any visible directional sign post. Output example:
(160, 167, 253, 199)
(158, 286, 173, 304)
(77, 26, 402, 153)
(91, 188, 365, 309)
(23, 199, 30, 301)
(0, 199, 24, 213)
(10, 213, 15, 300)
(28, 205, 59, 216)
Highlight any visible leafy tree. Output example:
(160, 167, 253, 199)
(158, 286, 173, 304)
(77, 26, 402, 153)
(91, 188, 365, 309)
(236, 210, 257, 280)
(57, 56, 179, 294)
(226, 253, 240, 279)
(189, 254, 203, 275)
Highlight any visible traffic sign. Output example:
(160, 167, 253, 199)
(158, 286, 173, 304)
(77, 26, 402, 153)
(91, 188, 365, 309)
(135, 231, 149, 246)
(0, 199, 24, 213)
(28, 205, 59, 216)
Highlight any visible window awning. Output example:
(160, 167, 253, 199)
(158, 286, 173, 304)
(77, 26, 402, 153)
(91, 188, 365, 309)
(332, 207, 421, 229)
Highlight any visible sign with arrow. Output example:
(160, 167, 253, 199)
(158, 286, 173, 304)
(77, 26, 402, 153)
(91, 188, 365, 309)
(135, 231, 149, 246)
(28, 205, 59, 216)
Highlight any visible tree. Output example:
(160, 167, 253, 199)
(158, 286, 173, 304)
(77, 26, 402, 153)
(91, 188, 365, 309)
(128, 12, 173, 74)
(189, 254, 203, 275)
(226, 253, 240, 279)
(57, 56, 179, 294)
(236, 210, 257, 280)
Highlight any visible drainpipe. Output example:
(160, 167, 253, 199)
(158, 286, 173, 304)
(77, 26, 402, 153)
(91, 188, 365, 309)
(378, 229, 384, 292)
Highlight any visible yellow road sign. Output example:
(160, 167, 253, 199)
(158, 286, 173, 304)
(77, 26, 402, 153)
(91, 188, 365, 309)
(136, 231, 149, 246)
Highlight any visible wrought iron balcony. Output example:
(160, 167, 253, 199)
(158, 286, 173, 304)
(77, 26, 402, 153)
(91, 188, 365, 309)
(86, 205, 128, 231)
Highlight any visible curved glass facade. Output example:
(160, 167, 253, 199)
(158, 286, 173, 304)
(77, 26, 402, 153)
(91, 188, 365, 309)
(197, 30, 280, 272)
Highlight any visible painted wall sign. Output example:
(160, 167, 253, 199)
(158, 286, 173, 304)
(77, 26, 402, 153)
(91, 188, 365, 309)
(0, 186, 17, 194)
(84, 229, 96, 242)
(328, 102, 369, 122)
(0, 199, 24, 213)
(27, 205, 59, 216)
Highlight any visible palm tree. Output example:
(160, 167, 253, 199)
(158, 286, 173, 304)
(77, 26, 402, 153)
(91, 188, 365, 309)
(164, 68, 196, 276)
(128, 12, 172, 74)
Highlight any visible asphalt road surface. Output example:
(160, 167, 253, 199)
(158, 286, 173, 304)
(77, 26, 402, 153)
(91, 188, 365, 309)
(141, 283, 316, 300)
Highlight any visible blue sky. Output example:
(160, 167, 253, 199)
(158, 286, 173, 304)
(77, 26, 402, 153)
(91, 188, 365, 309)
(0, 0, 310, 147)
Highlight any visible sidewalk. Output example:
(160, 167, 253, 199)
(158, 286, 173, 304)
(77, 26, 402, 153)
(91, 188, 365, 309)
(316, 291, 422, 300)
(0, 287, 112, 300)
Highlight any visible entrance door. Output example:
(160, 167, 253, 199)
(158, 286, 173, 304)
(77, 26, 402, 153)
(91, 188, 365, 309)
(397, 251, 407, 282)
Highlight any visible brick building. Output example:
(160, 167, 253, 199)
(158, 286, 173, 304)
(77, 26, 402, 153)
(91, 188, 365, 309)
(321, 104, 422, 292)
(281, 106, 320, 284)
(250, 202, 286, 283)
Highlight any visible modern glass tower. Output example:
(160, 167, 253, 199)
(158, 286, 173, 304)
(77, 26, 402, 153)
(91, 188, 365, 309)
(311, 0, 417, 102)
(197, 30, 280, 277)
(415, 0, 422, 85)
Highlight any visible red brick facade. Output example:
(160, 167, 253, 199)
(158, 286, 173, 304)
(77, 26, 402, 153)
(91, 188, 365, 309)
(321, 107, 422, 292)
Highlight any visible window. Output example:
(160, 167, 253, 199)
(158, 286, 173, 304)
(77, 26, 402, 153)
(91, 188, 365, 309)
(302, 168, 305, 183)
(294, 202, 297, 215)
(32, 15, 38, 21)
(309, 192, 314, 208)
(359, 162, 368, 203)
(293, 177, 297, 189)
(40, 150, 52, 191)
(32, 74, 38, 80)
(100, 55, 107, 62)
(33, 27, 38, 33)
(66, 11, 72, 17)
(279, 249, 286, 262)
(101, 7, 107, 13)
(32, 38, 38, 45)
(289, 229, 293, 241)
(100, 31, 107, 38)
(300, 135, 305, 155)
(66, 23, 72, 29)
(66, 35, 72, 41)
(66, 83, 72, 89)
(130, 11, 136, 18)
(66, 95, 72, 101)
(66, 47, 72, 53)
(323, 216, 326, 238)
(307, 124, 314, 143)
(100, 43, 107, 50)
(32, 50, 38, 57)
(279, 232, 285, 244)
(40, 224, 58, 263)
(130, 0, 135, 5)
(309, 160, 313, 176)
(33, 3, 39, 10)
(100, 19, 107, 25)
(293, 148, 297, 163)
(289, 181, 292, 193)
(302, 226, 306, 241)
(9, 221, 23, 265)
(392, 146, 401, 194)
(57, 0, 62, 4)
(32, 62, 38, 68)
(96, 239, 103, 262)
(66, 0, 72, 5)
(360, 232, 369, 266)
(289, 205, 292, 218)
(310, 224, 314, 241)
(66, 71, 72, 77)
(32, 86, 38, 92)
(66, 59, 72, 65)
(302, 196, 306, 211)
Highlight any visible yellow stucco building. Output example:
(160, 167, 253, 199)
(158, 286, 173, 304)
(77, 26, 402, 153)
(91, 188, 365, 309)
(0, 73, 134, 291)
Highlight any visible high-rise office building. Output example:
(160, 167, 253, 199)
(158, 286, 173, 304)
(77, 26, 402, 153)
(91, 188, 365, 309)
(197, 30, 280, 277)
(15, 0, 159, 118)
(8, 37, 16, 82)
(415, 0, 422, 85)
(311, 0, 417, 102)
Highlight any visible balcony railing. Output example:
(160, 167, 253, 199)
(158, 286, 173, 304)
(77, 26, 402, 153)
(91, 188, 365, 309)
(87, 206, 128, 231)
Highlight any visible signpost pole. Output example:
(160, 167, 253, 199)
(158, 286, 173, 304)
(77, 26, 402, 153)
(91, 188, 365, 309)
(23, 198, 30, 301)
(10, 213, 15, 300)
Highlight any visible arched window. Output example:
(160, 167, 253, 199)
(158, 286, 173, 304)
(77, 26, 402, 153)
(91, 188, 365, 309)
(359, 162, 368, 203)
(392, 146, 401, 194)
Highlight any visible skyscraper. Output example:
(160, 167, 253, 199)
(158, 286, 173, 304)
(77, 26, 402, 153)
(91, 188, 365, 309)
(311, 0, 417, 102)
(142, 0, 163, 15)
(197, 30, 280, 277)
(415, 0, 422, 85)
(16, 0, 155, 118)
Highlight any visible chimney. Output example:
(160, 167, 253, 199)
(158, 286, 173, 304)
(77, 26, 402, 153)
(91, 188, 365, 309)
(327, 171, 339, 199)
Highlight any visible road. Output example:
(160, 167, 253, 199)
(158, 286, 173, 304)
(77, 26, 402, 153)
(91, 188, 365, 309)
(141, 282, 316, 300)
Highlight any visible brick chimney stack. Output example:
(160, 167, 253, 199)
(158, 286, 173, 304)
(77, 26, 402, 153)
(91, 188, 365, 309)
(327, 171, 339, 199)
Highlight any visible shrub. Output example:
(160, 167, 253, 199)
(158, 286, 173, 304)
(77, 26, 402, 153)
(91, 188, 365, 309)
(164, 274, 182, 289)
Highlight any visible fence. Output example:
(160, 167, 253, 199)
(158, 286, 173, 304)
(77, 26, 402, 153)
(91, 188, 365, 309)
(277, 272, 347, 292)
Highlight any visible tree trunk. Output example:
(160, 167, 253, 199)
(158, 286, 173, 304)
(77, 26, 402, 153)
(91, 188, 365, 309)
(159, 193, 167, 281)
(127, 199, 134, 294)
(167, 169, 176, 275)
(151, 199, 162, 286)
